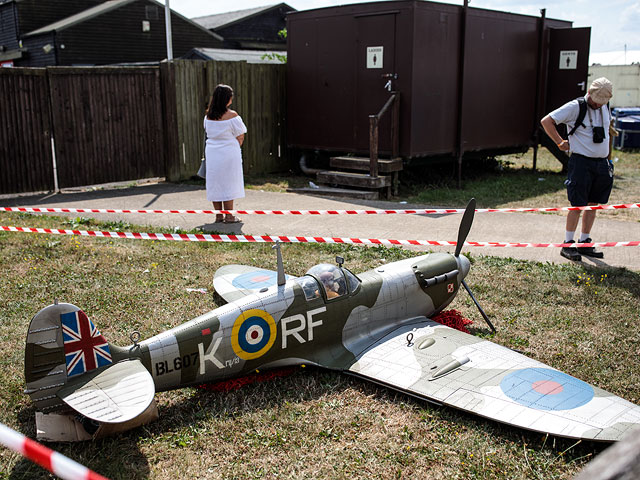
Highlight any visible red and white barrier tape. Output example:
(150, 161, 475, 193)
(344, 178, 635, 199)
(2, 226, 638, 248)
(0, 423, 108, 480)
(1, 203, 638, 216)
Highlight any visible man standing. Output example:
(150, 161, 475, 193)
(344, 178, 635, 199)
(540, 77, 614, 261)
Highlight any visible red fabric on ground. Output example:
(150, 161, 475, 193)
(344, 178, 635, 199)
(432, 309, 473, 333)
(198, 367, 297, 392)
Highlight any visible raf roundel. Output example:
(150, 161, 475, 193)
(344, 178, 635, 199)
(500, 367, 594, 411)
(232, 269, 281, 291)
(231, 309, 277, 360)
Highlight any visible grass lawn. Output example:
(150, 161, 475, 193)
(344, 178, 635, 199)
(1, 203, 639, 479)
(1, 147, 639, 479)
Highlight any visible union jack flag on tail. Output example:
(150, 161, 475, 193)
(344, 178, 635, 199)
(61, 310, 112, 377)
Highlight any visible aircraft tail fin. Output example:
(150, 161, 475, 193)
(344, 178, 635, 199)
(25, 303, 155, 424)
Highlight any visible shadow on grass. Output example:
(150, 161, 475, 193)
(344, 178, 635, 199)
(578, 264, 640, 299)
(11, 365, 610, 479)
(11, 406, 151, 480)
(145, 368, 605, 466)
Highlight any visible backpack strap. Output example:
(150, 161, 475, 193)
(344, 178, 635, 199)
(568, 97, 587, 136)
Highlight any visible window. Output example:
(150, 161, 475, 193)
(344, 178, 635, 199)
(295, 276, 321, 301)
(343, 268, 361, 293)
(306, 264, 348, 300)
(145, 6, 159, 20)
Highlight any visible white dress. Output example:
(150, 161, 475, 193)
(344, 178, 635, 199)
(203, 115, 247, 202)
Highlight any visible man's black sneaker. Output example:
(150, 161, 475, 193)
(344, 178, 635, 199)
(560, 240, 582, 261)
(576, 238, 604, 258)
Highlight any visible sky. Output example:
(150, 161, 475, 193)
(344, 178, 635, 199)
(160, 0, 640, 57)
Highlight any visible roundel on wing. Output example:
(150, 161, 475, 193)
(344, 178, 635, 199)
(232, 270, 279, 290)
(500, 367, 594, 411)
(231, 309, 277, 360)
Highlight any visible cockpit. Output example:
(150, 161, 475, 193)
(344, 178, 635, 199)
(295, 263, 360, 301)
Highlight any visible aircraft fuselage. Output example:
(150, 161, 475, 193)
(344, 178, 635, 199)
(125, 252, 470, 392)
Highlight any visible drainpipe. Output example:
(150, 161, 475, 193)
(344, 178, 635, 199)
(455, 0, 469, 189)
(299, 153, 323, 176)
(532, 8, 546, 172)
(164, 0, 173, 61)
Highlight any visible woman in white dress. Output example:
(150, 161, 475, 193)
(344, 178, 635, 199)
(204, 84, 247, 223)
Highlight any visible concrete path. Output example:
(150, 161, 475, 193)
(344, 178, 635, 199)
(2, 182, 638, 271)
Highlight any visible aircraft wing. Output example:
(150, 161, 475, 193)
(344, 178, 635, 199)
(347, 318, 640, 442)
(213, 265, 294, 303)
(57, 359, 155, 424)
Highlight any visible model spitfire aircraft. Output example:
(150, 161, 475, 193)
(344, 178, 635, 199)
(24, 200, 640, 442)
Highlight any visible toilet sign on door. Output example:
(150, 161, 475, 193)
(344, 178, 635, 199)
(367, 46, 383, 69)
(559, 50, 578, 70)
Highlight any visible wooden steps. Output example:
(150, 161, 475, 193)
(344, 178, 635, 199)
(299, 155, 402, 199)
(316, 170, 392, 189)
(329, 156, 403, 173)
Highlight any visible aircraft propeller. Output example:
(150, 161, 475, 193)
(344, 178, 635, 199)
(455, 199, 496, 334)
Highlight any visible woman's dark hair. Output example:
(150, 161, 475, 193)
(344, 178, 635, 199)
(206, 84, 234, 120)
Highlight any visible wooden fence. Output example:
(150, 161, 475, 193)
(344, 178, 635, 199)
(0, 68, 54, 193)
(0, 60, 287, 195)
(168, 59, 287, 181)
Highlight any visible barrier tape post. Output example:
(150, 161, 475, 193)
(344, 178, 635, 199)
(0, 422, 109, 480)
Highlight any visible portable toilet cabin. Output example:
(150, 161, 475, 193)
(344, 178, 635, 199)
(286, 0, 590, 197)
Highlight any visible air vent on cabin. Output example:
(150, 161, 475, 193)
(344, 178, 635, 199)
(145, 5, 158, 20)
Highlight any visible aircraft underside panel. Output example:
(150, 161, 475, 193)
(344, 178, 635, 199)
(58, 359, 155, 424)
(347, 319, 640, 441)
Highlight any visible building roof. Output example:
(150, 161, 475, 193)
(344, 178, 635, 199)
(25, 0, 132, 35)
(185, 47, 286, 64)
(24, 0, 223, 41)
(191, 2, 293, 31)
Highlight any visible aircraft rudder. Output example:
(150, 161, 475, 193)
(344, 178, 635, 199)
(24, 302, 115, 413)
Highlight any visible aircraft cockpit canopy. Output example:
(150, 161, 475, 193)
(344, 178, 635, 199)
(297, 263, 360, 301)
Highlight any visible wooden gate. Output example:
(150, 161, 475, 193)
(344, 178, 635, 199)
(0, 68, 54, 193)
(167, 59, 287, 180)
(47, 67, 166, 188)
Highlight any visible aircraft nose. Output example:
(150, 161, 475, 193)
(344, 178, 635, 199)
(457, 254, 470, 279)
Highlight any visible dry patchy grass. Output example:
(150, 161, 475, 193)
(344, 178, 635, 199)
(1, 211, 639, 479)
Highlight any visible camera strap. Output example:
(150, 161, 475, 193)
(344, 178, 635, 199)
(587, 105, 604, 129)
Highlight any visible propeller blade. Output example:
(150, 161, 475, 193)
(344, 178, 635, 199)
(462, 280, 496, 334)
(455, 198, 476, 257)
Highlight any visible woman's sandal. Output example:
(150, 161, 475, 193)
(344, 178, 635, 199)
(224, 215, 241, 224)
(215, 215, 225, 223)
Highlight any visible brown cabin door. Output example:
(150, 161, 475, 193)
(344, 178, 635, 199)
(355, 12, 397, 153)
(545, 27, 591, 112)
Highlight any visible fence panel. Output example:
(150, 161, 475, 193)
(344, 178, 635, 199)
(47, 67, 166, 188)
(172, 60, 207, 180)
(0, 68, 54, 194)
(1, 61, 287, 195)
(174, 59, 287, 179)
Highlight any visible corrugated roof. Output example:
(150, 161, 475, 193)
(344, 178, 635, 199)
(192, 3, 292, 30)
(26, 0, 132, 36)
(187, 47, 286, 64)
(24, 0, 223, 41)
